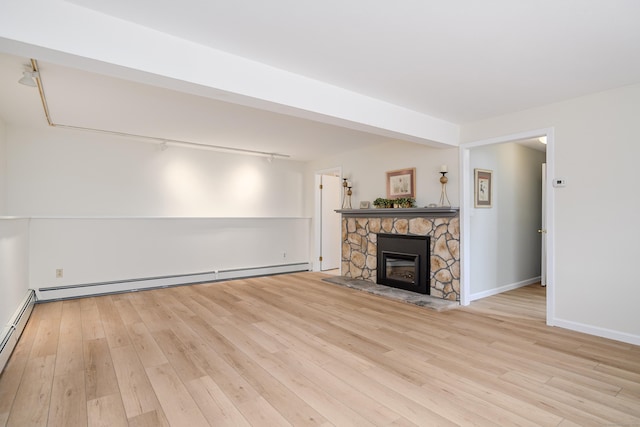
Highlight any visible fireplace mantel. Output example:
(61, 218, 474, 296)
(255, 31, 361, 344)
(336, 207, 459, 218)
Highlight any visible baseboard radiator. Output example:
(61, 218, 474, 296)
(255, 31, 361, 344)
(37, 262, 311, 301)
(0, 290, 36, 374)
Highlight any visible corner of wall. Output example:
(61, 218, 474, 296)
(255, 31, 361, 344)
(0, 117, 6, 215)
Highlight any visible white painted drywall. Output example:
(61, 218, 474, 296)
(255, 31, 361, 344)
(0, 118, 6, 215)
(0, 218, 30, 329)
(29, 217, 310, 295)
(469, 143, 545, 297)
(5, 126, 305, 217)
(462, 83, 640, 343)
(3, 124, 311, 298)
(305, 140, 460, 211)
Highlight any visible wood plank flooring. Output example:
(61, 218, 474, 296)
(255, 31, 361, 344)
(1, 272, 639, 426)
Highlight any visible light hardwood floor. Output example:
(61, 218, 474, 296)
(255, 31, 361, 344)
(1, 272, 639, 426)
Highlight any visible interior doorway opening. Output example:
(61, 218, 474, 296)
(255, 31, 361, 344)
(460, 129, 554, 326)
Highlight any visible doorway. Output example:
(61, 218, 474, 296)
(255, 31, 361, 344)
(314, 168, 342, 272)
(460, 129, 555, 326)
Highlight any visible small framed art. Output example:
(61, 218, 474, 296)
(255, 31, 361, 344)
(474, 168, 492, 208)
(386, 168, 415, 199)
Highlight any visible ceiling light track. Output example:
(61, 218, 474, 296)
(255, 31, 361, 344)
(27, 59, 54, 127)
(24, 59, 290, 159)
(55, 123, 291, 158)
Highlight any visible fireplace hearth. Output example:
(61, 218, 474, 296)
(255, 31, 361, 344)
(377, 233, 430, 294)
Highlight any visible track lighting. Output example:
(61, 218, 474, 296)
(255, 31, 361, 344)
(18, 70, 39, 87)
(21, 58, 290, 159)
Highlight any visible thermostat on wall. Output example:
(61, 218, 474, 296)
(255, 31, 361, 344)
(552, 178, 566, 188)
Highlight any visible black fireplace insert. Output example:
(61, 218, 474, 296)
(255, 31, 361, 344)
(376, 233, 430, 294)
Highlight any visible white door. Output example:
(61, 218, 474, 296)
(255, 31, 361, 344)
(540, 163, 547, 286)
(320, 175, 342, 271)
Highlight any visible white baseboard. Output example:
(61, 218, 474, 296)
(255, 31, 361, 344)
(550, 317, 640, 346)
(36, 263, 311, 301)
(469, 277, 640, 346)
(469, 276, 541, 302)
(0, 290, 36, 373)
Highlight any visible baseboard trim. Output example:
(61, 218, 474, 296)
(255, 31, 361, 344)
(0, 290, 36, 373)
(469, 276, 542, 302)
(551, 317, 640, 346)
(36, 263, 311, 301)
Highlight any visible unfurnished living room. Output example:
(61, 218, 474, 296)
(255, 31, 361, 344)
(1, 1, 639, 426)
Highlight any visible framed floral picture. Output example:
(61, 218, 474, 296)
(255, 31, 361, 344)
(386, 168, 415, 199)
(474, 168, 492, 208)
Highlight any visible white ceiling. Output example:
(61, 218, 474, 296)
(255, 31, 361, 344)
(1, 0, 639, 159)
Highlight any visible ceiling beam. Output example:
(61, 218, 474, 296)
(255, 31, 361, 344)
(0, 0, 460, 147)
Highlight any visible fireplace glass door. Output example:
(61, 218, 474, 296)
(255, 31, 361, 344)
(376, 233, 430, 294)
(384, 252, 418, 285)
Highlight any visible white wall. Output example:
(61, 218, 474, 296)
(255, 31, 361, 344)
(462, 83, 640, 344)
(469, 143, 545, 298)
(306, 140, 460, 211)
(2, 124, 312, 299)
(6, 126, 306, 217)
(0, 219, 30, 329)
(0, 118, 6, 215)
(30, 217, 310, 300)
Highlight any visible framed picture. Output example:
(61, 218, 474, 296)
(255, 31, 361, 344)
(386, 168, 416, 199)
(474, 168, 493, 208)
(359, 201, 370, 209)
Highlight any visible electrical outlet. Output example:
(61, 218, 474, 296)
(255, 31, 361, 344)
(56, 268, 63, 278)
(553, 178, 566, 188)
(283, 252, 287, 258)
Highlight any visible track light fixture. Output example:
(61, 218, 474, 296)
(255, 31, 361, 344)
(19, 69, 39, 87)
(21, 58, 290, 159)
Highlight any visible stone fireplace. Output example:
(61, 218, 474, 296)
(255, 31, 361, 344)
(339, 208, 460, 300)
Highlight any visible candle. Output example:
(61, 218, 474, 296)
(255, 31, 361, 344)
(440, 164, 448, 173)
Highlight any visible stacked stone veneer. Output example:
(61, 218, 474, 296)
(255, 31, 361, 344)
(341, 216, 460, 300)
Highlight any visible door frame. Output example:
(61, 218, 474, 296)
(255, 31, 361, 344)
(313, 167, 342, 272)
(460, 128, 556, 326)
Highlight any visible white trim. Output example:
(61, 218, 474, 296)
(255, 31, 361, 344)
(468, 276, 541, 302)
(544, 130, 556, 327)
(313, 167, 342, 272)
(459, 128, 555, 323)
(459, 147, 471, 306)
(552, 318, 640, 346)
